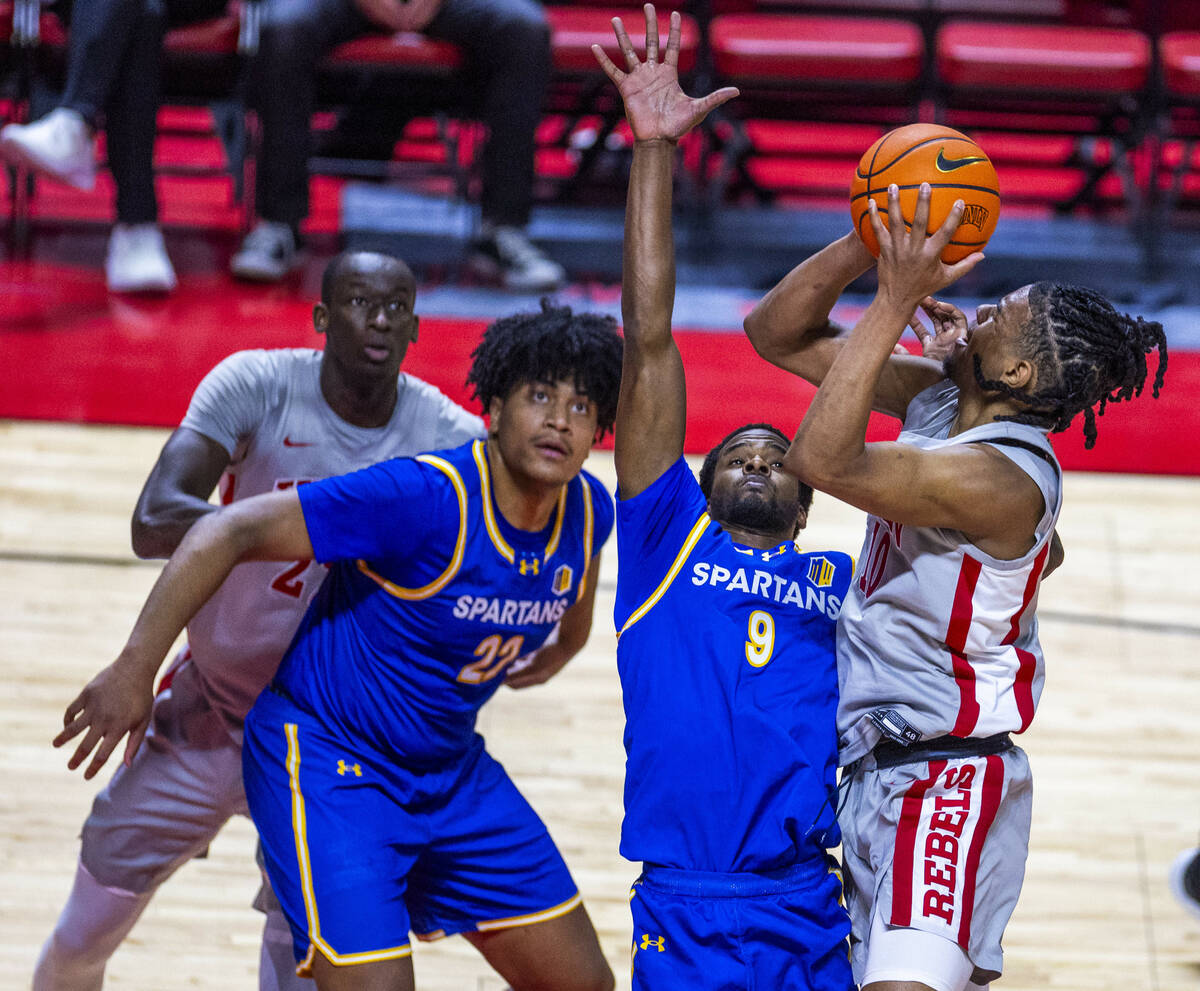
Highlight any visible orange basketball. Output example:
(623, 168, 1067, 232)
(850, 123, 1000, 264)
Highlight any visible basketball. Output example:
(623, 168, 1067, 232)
(850, 123, 1000, 263)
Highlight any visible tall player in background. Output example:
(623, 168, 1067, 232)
(35, 250, 483, 991)
(53, 302, 623, 991)
(745, 196, 1167, 991)
(594, 10, 854, 988)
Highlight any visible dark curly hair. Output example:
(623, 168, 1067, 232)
(466, 300, 624, 438)
(974, 283, 1168, 449)
(698, 422, 814, 512)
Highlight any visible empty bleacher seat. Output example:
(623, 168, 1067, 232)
(934, 18, 1152, 215)
(706, 12, 925, 204)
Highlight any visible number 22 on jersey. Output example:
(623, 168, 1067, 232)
(458, 634, 526, 684)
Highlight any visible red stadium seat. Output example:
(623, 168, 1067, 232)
(323, 31, 464, 73)
(541, 7, 700, 202)
(933, 19, 1152, 215)
(545, 7, 699, 74)
(708, 14, 923, 86)
(706, 12, 926, 205)
(1154, 30, 1200, 225)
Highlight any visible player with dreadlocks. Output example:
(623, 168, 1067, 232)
(55, 302, 623, 991)
(744, 185, 1167, 991)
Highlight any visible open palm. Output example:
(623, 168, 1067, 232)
(592, 4, 738, 143)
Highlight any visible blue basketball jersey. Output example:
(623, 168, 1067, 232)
(615, 458, 852, 873)
(281, 438, 613, 765)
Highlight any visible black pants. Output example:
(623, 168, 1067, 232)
(57, 0, 228, 223)
(254, 0, 551, 229)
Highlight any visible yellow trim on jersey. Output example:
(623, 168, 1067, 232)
(475, 892, 583, 932)
(354, 453, 467, 601)
(285, 724, 413, 970)
(576, 480, 596, 599)
(617, 512, 712, 639)
(473, 439, 567, 567)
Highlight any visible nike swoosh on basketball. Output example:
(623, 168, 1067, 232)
(936, 149, 988, 172)
(283, 436, 315, 447)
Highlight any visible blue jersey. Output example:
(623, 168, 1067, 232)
(615, 458, 852, 873)
(281, 438, 613, 765)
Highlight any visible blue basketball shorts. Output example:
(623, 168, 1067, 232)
(242, 688, 581, 971)
(628, 858, 854, 991)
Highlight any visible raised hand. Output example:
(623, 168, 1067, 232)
(592, 4, 738, 143)
(869, 183, 983, 313)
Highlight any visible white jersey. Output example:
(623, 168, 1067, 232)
(837, 380, 1063, 765)
(178, 348, 484, 730)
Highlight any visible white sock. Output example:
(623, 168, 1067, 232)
(32, 861, 152, 991)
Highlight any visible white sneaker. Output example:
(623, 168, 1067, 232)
(0, 108, 97, 190)
(105, 224, 178, 293)
(231, 221, 298, 282)
(469, 225, 566, 293)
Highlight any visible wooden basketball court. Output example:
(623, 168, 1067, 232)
(1, 418, 1197, 990)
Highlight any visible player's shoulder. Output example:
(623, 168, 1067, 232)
(200, 347, 317, 397)
(211, 346, 317, 375)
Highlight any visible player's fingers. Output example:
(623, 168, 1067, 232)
(912, 181, 932, 239)
(66, 726, 103, 771)
(643, 3, 659, 64)
(885, 185, 906, 246)
(909, 314, 931, 341)
(694, 87, 739, 120)
(867, 198, 889, 249)
(52, 718, 87, 748)
(930, 199, 965, 252)
(62, 692, 86, 725)
(84, 732, 123, 781)
(944, 250, 985, 281)
(664, 9, 681, 68)
(55, 695, 89, 746)
(610, 16, 640, 71)
(591, 43, 625, 83)
(123, 719, 149, 768)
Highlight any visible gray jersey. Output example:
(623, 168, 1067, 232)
(837, 380, 1063, 764)
(179, 348, 484, 729)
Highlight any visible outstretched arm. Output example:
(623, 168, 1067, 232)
(593, 5, 737, 498)
(55, 489, 313, 778)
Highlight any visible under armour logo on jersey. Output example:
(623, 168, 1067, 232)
(337, 760, 362, 777)
(640, 934, 666, 952)
(807, 555, 835, 588)
(761, 545, 790, 562)
(517, 553, 541, 577)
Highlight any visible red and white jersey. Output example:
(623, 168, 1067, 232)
(178, 349, 483, 732)
(837, 380, 1062, 765)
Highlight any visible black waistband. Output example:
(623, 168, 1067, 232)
(871, 732, 1013, 769)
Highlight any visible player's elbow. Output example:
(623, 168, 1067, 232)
(130, 510, 173, 559)
(783, 435, 843, 492)
(743, 309, 785, 366)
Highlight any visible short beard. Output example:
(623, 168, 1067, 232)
(709, 489, 800, 537)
